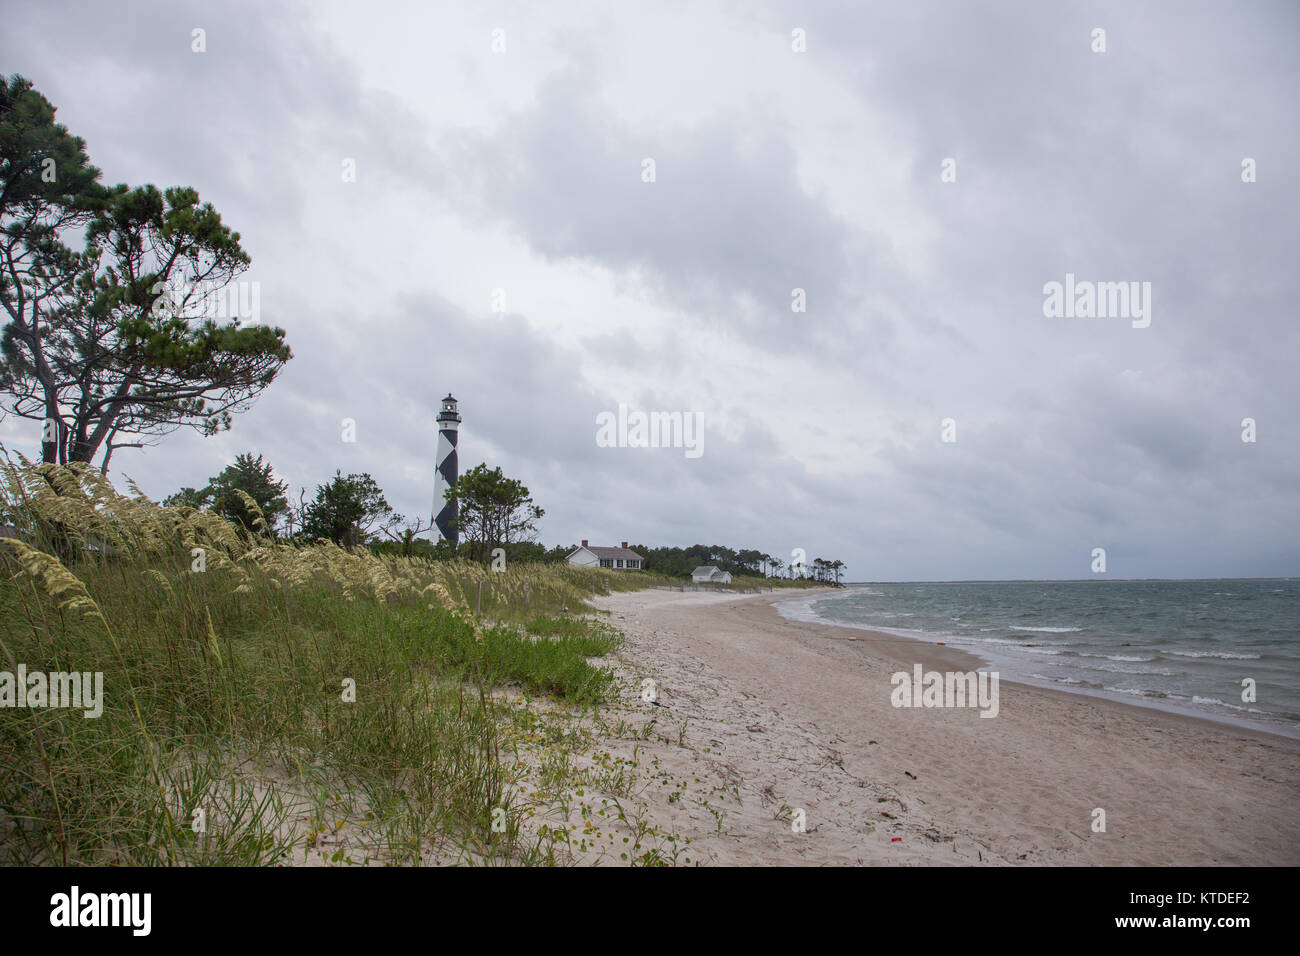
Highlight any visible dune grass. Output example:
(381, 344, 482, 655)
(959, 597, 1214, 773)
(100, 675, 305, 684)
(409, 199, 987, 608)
(0, 454, 627, 865)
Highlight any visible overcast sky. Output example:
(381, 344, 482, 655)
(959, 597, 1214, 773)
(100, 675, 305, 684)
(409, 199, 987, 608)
(3, 0, 1297, 580)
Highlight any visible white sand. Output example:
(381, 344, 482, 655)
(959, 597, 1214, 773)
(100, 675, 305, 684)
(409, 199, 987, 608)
(583, 587, 1300, 865)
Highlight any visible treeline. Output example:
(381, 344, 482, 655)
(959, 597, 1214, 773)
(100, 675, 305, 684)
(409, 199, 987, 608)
(162, 453, 844, 581)
(162, 453, 550, 560)
(626, 544, 846, 583)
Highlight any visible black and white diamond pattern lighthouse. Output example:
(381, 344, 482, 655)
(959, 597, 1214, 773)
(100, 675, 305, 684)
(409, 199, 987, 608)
(432, 394, 462, 545)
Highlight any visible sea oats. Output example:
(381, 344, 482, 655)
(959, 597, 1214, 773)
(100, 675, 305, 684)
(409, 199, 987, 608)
(233, 490, 270, 536)
(145, 569, 174, 595)
(0, 536, 103, 620)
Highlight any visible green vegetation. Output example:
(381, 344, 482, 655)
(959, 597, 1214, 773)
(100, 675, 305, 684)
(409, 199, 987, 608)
(444, 462, 544, 562)
(156, 454, 839, 586)
(162, 452, 289, 533)
(625, 544, 846, 583)
(0, 75, 291, 472)
(297, 470, 396, 547)
(0, 453, 630, 865)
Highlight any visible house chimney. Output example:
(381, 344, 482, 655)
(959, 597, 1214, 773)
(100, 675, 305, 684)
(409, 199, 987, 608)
(581, 540, 588, 547)
(621, 541, 628, 548)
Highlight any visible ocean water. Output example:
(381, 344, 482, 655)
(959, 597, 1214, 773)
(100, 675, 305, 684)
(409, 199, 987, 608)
(777, 580, 1300, 738)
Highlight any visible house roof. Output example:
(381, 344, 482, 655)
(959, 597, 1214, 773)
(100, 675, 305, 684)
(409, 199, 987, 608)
(692, 565, 722, 575)
(571, 545, 644, 561)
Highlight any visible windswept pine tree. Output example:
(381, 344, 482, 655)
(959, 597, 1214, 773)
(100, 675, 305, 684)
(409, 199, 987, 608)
(0, 75, 291, 471)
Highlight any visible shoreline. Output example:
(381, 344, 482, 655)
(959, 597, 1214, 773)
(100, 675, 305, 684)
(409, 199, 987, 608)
(766, 587, 1297, 745)
(591, 587, 1300, 865)
(773, 586, 1299, 742)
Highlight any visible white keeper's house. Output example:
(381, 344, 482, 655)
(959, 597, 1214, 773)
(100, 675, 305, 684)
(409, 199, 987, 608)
(567, 540, 646, 570)
(692, 565, 732, 584)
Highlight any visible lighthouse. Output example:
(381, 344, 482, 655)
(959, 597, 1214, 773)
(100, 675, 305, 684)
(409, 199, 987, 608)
(432, 394, 462, 545)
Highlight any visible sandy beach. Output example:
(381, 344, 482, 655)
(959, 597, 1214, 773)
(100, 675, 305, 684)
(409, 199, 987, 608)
(585, 587, 1300, 865)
